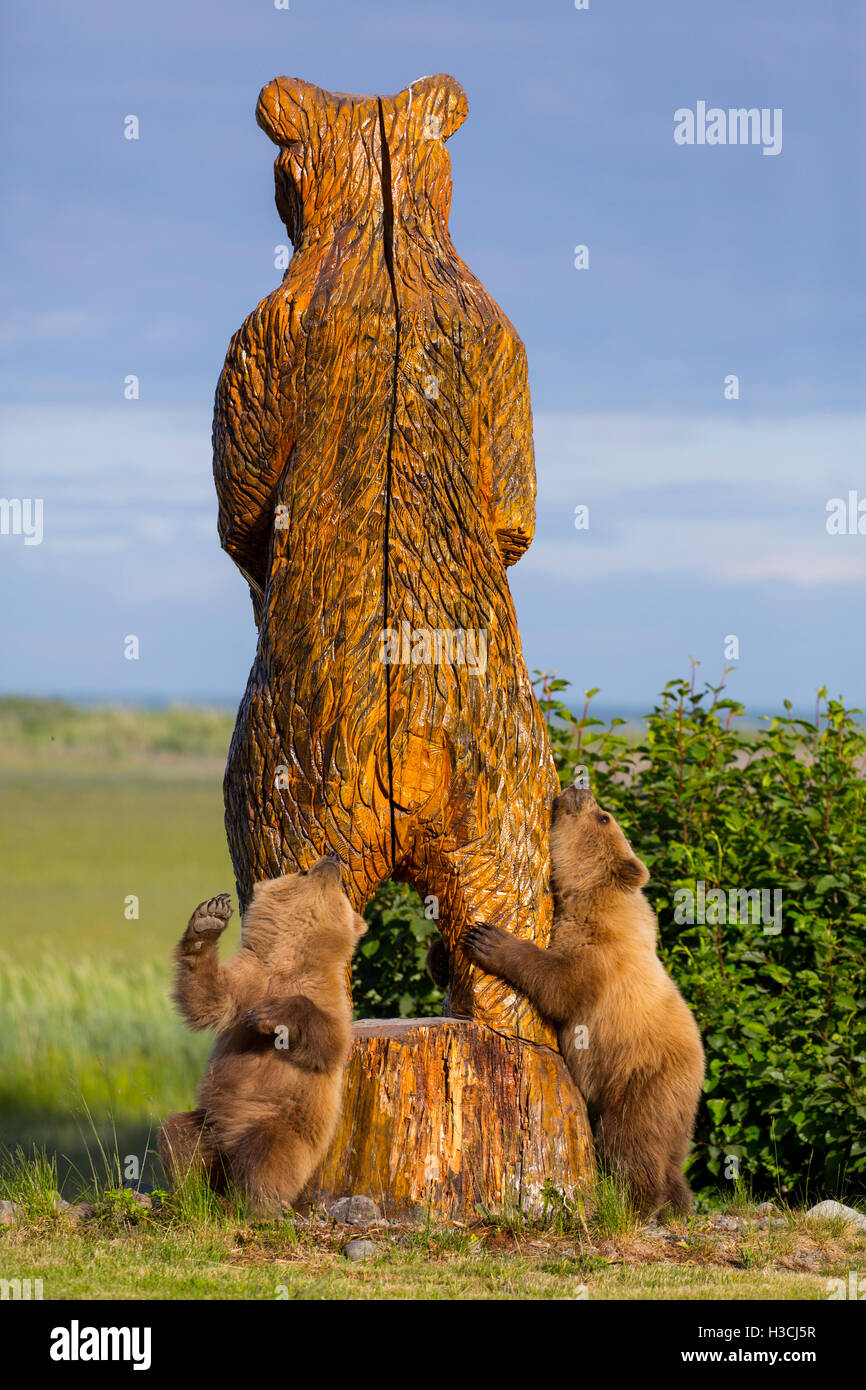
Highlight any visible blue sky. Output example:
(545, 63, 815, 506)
(1, 0, 863, 713)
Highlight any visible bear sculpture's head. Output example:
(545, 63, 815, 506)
(255, 73, 468, 248)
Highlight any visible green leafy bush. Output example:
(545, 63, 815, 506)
(353, 880, 444, 1020)
(360, 667, 866, 1201)
(537, 665, 866, 1201)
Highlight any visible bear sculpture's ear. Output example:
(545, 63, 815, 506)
(615, 853, 650, 892)
(257, 76, 319, 147)
(402, 73, 468, 140)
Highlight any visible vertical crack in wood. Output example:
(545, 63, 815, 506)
(378, 96, 400, 872)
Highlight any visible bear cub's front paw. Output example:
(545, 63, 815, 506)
(187, 894, 233, 939)
(245, 1001, 282, 1037)
(463, 922, 510, 966)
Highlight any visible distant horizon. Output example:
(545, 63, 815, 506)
(0, 688, 851, 724)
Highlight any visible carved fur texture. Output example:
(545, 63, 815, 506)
(158, 857, 366, 1214)
(464, 786, 705, 1216)
(213, 74, 558, 1040)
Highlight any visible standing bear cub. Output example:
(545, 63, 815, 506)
(158, 855, 366, 1214)
(464, 785, 705, 1216)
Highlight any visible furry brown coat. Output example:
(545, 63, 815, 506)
(464, 786, 705, 1216)
(158, 856, 366, 1213)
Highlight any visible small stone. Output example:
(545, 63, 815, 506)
(0, 1199, 23, 1228)
(327, 1195, 382, 1225)
(65, 1202, 95, 1224)
(806, 1200, 866, 1233)
(128, 1191, 152, 1211)
(710, 1215, 744, 1231)
(754, 1201, 781, 1217)
(51, 1193, 71, 1212)
(342, 1238, 378, 1262)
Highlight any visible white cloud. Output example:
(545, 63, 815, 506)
(530, 411, 866, 586)
(3, 405, 864, 596)
(0, 404, 214, 505)
(0, 311, 110, 350)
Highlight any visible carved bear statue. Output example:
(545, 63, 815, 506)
(213, 74, 557, 1039)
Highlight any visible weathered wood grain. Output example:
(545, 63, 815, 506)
(213, 74, 559, 1043)
(302, 1018, 595, 1221)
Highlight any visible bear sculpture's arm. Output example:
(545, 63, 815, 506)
(245, 995, 347, 1072)
(212, 295, 296, 618)
(463, 922, 584, 1027)
(173, 895, 262, 1033)
(487, 335, 537, 568)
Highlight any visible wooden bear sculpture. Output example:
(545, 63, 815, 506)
(213, 74, 558, 1041)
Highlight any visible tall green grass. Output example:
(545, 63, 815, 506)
(0, 957, 209, 1190)
(0, 696, 235, 760)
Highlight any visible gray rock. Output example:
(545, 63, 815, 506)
(51, 1193, 71, 1212)
(327, 1195, 382, 1226)
(806, 1200, 866, 1232)
(342, 1238, 379, 1262)
(754, 1201, 781, 1217)
(0, 1199, 23, 1227)
(640, 1226, 667, 1240)
(65, 1202, 94, 1224)
(710, 1215, 744, 1231)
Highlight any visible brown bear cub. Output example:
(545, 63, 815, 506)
(464, 785, 705, 1217)
(158, 855, 366, 1214)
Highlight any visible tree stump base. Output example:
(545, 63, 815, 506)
(302, 1017, 595, 1221)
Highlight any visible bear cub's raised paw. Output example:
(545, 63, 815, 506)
(188, 894, 233, 937)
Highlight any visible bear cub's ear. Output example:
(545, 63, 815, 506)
(615, 853, 650, 892)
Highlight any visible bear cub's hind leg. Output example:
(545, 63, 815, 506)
(158, 1109, 227, 1192)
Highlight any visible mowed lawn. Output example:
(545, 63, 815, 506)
(0, 746, 236, 1186)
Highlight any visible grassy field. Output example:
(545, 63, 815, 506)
(0, 702, 235, 1185)
(1, 698, 863, 1300)
(4, 1224, 857, 1301)
(2, 1159, 864, 1301)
